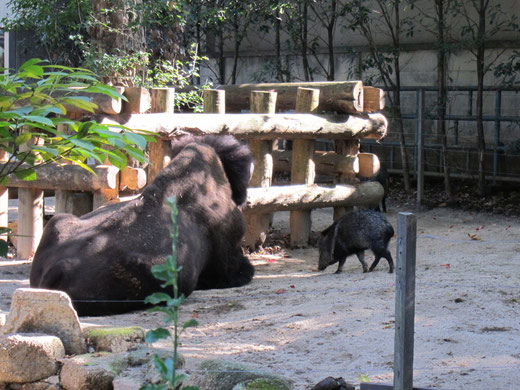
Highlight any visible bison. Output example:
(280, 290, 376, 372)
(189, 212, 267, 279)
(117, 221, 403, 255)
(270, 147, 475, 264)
(30, 135, 255, 316)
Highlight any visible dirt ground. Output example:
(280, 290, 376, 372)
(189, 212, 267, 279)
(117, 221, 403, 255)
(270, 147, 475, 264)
(0, 199, 519, 389)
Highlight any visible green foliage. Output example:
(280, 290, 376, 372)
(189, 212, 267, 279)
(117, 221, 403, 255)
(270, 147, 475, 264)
(0, 58, 153, 256)
(140, 197, 199, 390)
(1, 0, 90, 66)
(0, 59, 151, 180)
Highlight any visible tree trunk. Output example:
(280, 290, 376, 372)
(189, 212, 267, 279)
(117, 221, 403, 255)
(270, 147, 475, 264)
(301, 1, 312, 81)
(391, 1, 411, 193)
(476, 0, 487, 196)
(327, 0, 337, 81)
(436, 0, 453, 200)
(218, 27, 225, 83)
(90, 0, 146, 55)
(275, 10, 284, 82)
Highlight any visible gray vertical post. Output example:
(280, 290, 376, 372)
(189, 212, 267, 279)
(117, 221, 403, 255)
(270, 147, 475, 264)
(493, 90, 501, 184)
(416, 89, 424, 206)
(394, 212, 417, 390)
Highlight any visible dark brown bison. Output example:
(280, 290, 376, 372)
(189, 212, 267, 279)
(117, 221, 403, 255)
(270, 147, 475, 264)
(30, 135, 255, 316)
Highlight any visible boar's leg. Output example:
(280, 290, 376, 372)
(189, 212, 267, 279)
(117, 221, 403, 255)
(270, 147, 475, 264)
(369, 248, 394, 273)
(355, 251, 369, 273)
(335, 257, 347, 274)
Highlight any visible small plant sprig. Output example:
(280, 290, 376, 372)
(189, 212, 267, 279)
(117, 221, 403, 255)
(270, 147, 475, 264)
(140, 197, 199, 390)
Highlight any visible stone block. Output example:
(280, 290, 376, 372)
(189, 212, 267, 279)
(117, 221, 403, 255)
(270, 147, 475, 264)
(0, 288, 87, 355)
(0, 333, 64, 383)
(83, 326, 145, 353)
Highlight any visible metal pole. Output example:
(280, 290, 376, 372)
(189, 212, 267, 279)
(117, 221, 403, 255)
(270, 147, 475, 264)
(394, 212, 417, 390)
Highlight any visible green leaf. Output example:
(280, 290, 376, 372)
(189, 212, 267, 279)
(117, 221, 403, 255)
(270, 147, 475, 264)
(124, 132, 147, 149)
(61, 97, 96, 113)
(69, 138, 96, 151)
(144, 292, 172, 305)
(14, 169, 37, 181)
(19, 58, 43, 71)
(183, 319, 199, 329)
(83, 85, 123, 99)
(24, 116, 55, 127)
(0, 227, 11, 235)
(145, 328, 171, 343)
(0, 240, 8, 257)
(15, 133, 33, 145)
(31, 146, 59, 157)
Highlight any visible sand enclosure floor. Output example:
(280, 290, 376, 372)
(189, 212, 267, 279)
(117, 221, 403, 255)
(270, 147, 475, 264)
(1, 205, 519, 389)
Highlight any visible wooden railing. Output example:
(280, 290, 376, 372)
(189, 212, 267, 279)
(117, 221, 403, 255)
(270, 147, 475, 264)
(5, 82, 388, 258)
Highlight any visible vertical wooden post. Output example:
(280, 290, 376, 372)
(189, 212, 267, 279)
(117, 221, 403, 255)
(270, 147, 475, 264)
(123, 87, 152, 113)
(244, 90, 277, 250)
(0, 148, 9, 243)
(146, 88, 175, 184)
(203, 89, 226, 114)
(333, 139, 359, 221)
(290, 87, 318, 247)
(17, 131, 44, 258)
(17, 188, 44, 259)
(55, 191, 93, 216)
(92, 165, 121, 210)
(151, 88, 175, 113)
(394, 212, 417, 390)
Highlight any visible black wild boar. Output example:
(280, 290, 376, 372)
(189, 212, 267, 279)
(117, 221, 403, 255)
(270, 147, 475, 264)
(318, 209, 394, 274)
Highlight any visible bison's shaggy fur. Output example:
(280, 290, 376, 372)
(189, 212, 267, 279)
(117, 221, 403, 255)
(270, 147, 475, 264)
(30, 135, 255, 316)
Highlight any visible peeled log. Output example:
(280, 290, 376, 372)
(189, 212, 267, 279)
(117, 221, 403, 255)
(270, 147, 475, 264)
(243, 181, 384, 214)
(181, 81, 363, 113)
(97, 112, 388, 141)
(363, 86, 385, 112)
(1, 163, 119, 191)
(272, 150, 359, 176)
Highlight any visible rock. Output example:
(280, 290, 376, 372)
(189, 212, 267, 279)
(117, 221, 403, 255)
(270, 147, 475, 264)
(0, 333, 65, 383)
(59, 345, 183, 390)
(60, 353, 115, 390)
(112, 377, 141, 390)
(18, 375, 61, 389)
(233, 377, 293, 390)
(83, 325, 145, 353)
(183, 359, 294, 390)
(0, 288, 87, 355)
(0, 312, 5, 327)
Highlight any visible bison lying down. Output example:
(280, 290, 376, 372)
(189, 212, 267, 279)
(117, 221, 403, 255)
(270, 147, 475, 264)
(30, 135, 255, 316)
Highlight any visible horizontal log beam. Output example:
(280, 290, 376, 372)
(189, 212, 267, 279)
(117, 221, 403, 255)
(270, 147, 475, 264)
(1, 163, 119, 191)
(243, 181, 384, 214)
(180, 81, 363, 113)
(97, 112, 388, 141)
(272, 150, 359, 175)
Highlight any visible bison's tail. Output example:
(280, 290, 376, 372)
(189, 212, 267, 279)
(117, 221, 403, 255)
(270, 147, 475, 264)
(171, 135, 252, 205)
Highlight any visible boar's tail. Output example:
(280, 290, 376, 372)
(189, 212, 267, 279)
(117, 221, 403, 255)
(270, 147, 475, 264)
(171, 135, 252, 206)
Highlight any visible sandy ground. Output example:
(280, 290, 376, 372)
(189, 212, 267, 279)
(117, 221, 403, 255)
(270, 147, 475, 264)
(0, 202, 519, 389)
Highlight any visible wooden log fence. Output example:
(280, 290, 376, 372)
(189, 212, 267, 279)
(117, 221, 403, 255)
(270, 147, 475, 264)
(5, 82, 386, 258)
(97, 81, 387, 249)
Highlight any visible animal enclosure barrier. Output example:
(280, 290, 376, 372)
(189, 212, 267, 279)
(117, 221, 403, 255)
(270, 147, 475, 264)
(98, 81, 390, 249)
(3, 82, 388, 258)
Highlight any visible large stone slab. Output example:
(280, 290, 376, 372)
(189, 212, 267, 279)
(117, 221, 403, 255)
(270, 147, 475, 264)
(83, 325, 145, 353)
(0, 288, 86, 355)
(59, 345, 183, 389)
(0, 333, 64, 383)
(183, 359, 294, 390)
